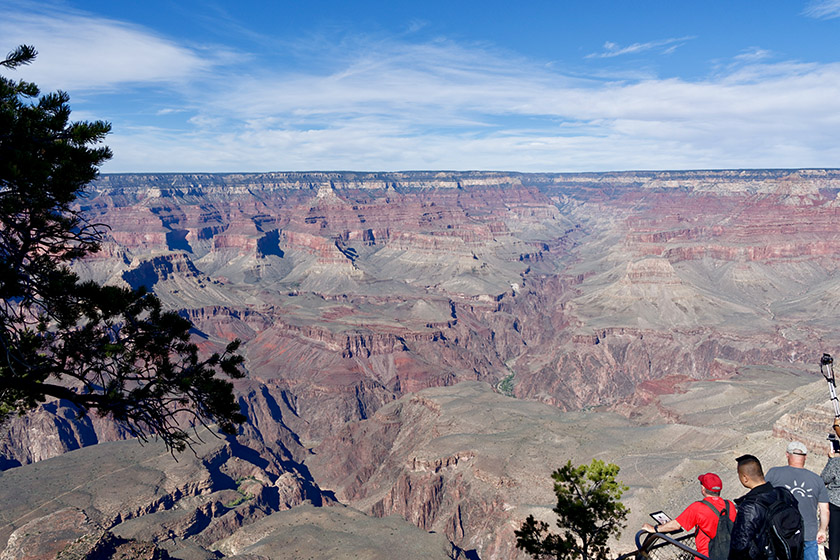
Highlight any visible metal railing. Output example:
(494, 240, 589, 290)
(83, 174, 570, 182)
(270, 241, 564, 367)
(615, 530, 710, 560)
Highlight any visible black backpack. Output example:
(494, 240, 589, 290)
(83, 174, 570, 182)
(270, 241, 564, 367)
(764, 487, 804, 560)
(698, 499, 734, 560)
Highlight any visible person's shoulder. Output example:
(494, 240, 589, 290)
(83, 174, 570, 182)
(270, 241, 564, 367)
(734, 497, 763, 522)
(802, 468, 830, 495)
(765, 466, 784, 481)
(803, 466, 824, 478)
(797, 466, 827, 484)
(682, 500, 706, 513)
(676, 501, 704, 527)
(706, 496, 731, 508)
(711, 497, 736, 514)
(738, 487, 767, 505)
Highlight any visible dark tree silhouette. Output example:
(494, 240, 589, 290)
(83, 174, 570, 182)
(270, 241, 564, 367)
(0, 45, 246, 452)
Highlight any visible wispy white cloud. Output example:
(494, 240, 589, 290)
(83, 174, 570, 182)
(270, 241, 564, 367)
(803, 0, 840, 19)
(586, 36, 695, 59)
(209, 39, 582, 125)
(734, 47, 773, 63)
(0, 6, 225, 91)
(102, 40, 840, 172)
(4, 7, 840, 173)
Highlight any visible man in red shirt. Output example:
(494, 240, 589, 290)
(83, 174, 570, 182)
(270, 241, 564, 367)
(642, 473, 737, 559)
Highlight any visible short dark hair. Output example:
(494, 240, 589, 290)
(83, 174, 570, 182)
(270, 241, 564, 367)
(736, 454, 764, 478)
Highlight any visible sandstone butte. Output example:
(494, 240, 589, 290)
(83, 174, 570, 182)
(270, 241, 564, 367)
(2, 169, 840, 559)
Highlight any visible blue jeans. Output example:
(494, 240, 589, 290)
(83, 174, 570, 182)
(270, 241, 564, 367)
(804, 539, 818, 560)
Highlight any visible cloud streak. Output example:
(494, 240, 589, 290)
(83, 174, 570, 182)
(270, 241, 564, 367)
(733, 47, 773, 63)
(586, 37, 694, 59)
(2, 7, 840, 173)
(803, 0, 840, 19)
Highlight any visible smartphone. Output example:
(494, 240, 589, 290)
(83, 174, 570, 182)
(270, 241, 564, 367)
(650, 511, 672, 525)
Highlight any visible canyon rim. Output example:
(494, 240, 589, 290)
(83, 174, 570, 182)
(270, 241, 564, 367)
(2, 169, 840, 559)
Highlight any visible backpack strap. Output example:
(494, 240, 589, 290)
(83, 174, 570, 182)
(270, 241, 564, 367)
(696, 499, 729, 538)
(721, 500, 730, 518)
(698, 498, 726, 517)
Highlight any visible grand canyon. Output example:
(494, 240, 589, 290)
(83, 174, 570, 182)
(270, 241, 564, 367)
(3, 169, 840, 560)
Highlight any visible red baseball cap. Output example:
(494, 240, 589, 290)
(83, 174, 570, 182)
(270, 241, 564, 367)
(698, 473, 722, 492)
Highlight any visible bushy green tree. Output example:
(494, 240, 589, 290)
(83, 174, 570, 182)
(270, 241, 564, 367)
(516, 459, 629, 560)
(0, 45, 246, 452)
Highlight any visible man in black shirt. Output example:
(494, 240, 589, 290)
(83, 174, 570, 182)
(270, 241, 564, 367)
(730, 454, 777, 560)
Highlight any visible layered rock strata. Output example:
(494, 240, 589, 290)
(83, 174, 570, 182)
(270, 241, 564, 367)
(5, 170, 840, 558)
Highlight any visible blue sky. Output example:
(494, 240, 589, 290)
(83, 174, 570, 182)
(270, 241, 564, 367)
(2, 0, 840, 173)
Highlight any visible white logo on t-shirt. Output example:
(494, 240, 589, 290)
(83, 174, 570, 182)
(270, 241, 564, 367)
(785, 480, 815, 499)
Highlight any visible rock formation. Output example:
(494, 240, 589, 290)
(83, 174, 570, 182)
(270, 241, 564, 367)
(5, 169, 840, 559)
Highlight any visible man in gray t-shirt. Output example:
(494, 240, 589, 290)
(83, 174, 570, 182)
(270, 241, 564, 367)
(766, 441, 829, 560)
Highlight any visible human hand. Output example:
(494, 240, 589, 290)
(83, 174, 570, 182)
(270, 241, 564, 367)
(642, 523, 656, 533)
(818, 529, 828, 544)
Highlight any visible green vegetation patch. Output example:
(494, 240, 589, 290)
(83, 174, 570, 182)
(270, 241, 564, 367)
(497, 373, 515, 397)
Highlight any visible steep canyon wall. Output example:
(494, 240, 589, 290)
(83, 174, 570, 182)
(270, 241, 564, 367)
(4, 169, 840, 559)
